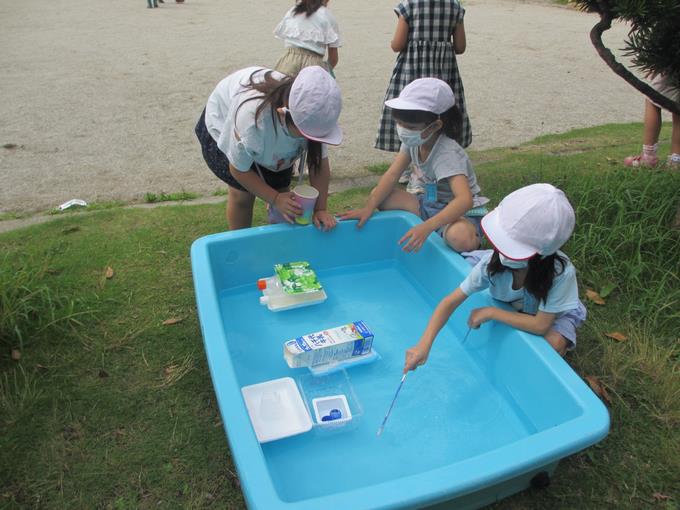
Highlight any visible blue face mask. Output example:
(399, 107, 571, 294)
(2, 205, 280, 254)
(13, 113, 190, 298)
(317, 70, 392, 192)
(499, 253, 528, 269)
(279, 107, 302, 139)
(396, 123, 436, 147)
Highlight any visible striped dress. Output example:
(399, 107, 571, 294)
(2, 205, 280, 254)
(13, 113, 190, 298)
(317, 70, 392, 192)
(375, 0, 472, 152)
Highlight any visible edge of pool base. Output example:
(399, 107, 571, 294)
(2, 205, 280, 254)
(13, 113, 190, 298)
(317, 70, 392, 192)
(422, 463, 558, 510)
(190, 211, 610, 510)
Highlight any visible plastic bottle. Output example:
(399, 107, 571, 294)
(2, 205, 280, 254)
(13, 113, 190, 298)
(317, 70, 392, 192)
(257, 276, 326, 312)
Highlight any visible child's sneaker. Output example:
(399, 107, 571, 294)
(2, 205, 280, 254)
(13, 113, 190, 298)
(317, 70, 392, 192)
(398, 168, 411, 184)
(623, 153, 659, 168)
(666, 156, 680, 169)
(406, 180, 424, 194)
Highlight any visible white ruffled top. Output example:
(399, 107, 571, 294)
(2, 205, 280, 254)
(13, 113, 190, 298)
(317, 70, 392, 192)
(274, 6, 342, 56)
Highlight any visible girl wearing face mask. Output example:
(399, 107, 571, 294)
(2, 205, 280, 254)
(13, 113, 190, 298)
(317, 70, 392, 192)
(195, 66, 342, 230)
(340, 78, 487, 253)
(404, 184, 588, 368)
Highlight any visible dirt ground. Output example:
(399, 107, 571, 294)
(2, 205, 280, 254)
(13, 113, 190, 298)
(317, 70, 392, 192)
(0, 0, 646, 213)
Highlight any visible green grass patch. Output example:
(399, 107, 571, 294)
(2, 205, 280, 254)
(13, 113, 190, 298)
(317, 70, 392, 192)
(1, 123, 678, 509)
(0, 212, 31, 222)
(144, 191, 200, 203)
(366, 162, 391, 175)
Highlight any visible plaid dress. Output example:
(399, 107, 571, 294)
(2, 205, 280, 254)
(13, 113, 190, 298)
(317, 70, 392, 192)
(375, 0, 472, 152)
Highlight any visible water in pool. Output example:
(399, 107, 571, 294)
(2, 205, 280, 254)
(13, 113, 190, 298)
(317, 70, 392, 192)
(219, 260, 534, 503)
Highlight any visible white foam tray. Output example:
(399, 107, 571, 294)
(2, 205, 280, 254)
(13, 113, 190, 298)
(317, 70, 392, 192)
(241, 377, 312, 443)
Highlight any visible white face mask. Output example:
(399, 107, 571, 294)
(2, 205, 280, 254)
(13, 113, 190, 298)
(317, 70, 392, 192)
(499, 253, 529, 269)
(396, 124, 432, 147)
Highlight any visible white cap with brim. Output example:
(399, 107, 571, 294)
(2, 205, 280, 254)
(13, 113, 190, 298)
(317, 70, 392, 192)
(384, 77, 456, 115)
(480, 183, 575, 260)
(289, 66, 343, 146)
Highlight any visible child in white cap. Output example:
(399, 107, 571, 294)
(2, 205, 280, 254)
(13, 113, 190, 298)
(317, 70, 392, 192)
(195, 66, 342, 230)
(403, 183, 587, 371)
(340, 77, 488, 253)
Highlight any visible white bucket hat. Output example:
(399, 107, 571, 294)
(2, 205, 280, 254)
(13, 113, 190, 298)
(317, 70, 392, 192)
(481, 183, 575, 260)
(289, 66, 343, 145)
(384, 77, 456, 114)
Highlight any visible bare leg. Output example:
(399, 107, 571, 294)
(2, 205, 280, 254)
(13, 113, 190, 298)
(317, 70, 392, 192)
(544, 329, 568, 357)
(226, 186, 256, 230)
(671, 112, 680, 156)
(643, 99, 662, 146)
(443, 218, 480, 252)
(375, 188, 420, 215)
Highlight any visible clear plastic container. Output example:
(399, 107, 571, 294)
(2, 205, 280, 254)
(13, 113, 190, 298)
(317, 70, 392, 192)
(257, 276, 327, 312)
(296, 369, 363, 433)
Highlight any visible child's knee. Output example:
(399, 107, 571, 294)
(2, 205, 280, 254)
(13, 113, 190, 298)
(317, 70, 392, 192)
(544, 330, 568, 356)
(444, 221, 480, 252)
(228, 187, 255, 208)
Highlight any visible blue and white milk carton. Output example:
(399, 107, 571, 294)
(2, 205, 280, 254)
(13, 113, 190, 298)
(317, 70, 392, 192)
(284, 321, 374, 368)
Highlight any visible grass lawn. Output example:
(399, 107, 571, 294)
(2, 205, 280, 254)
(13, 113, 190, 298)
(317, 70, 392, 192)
(1, 124, 678, 510)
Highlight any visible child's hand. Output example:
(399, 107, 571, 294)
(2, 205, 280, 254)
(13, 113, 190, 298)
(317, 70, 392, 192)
(403, 344, 429, 373)
(398, 224, 433, 252)
(313, 210, 337, 231)
(338, 207, 375, 228)
(467, 307, 496, 329)
(274, 192, 303, 223)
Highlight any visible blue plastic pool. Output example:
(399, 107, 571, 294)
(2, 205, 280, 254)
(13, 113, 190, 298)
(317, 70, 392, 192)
(190, 211, 609, 510)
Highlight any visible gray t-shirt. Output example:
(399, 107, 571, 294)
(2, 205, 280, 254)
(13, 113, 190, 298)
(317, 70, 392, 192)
(401, 135, 488, 207)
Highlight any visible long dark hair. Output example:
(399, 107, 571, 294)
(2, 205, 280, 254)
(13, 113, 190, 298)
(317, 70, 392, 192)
(236, 70, 322, 174)
(487, 250, 568, 305)
(293, 0, 325, 16)
(390, 104, 463, 145)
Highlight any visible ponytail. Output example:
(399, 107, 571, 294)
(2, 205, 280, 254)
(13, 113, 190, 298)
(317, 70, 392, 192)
(293, 0, 325, 16)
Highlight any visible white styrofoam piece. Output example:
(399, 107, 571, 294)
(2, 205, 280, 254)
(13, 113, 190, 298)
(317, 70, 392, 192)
(241, 377, 312, 443)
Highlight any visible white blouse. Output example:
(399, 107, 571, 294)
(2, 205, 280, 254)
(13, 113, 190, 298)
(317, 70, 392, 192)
(205, 67, 327, 173)
(274, 6, 341, 56)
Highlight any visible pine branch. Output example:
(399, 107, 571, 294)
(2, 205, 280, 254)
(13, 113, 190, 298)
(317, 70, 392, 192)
(589, 0, 680, 115)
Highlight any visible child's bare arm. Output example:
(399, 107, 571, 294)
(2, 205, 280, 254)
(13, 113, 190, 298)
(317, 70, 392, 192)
(391, 15, 409, 52)
(425, 174, 473, 232)
(327, 47, 339, 68)
(404, 288, 468, 372)
(338, 151, 411, 227)
(468, 307, 556, 336)
(453, 22, 466, 54)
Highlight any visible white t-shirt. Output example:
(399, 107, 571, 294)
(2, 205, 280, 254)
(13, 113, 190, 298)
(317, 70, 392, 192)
(401, 135, 488, 207)
(204, 67, 327, 172)
(274, 6, 342, 56)
(459, 250, 580, 314)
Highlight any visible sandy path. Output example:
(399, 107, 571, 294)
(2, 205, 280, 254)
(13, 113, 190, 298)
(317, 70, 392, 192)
(0, 0, 644, 213)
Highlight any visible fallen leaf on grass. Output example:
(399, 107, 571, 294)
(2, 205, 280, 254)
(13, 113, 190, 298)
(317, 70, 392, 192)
(585, 289, 606, 305)
(162, 317, 184, 326)
(605, 331, 628, 342)
(652, 493, 672, 502)
(11, 349, 21, 361)
(104, 266, 114, 279)
(585, 376, 611, 405)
